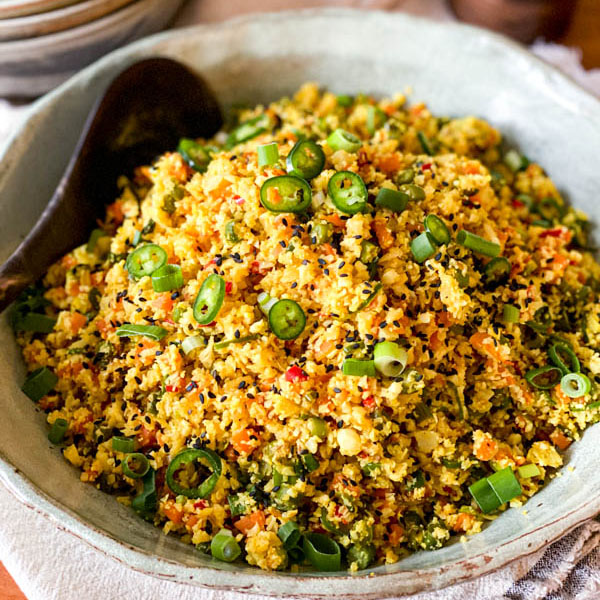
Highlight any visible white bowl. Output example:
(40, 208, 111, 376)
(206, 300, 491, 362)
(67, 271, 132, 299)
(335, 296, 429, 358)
(0, 0, 184, 97)
(1, 9, 600, 598)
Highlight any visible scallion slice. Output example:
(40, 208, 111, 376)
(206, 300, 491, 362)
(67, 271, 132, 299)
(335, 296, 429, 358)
(151, 264, 183, 293)
(116, 324, 167, 341)
(326, 128, 361, 153)
(257, 142, 279, 168)
(548, 342, 580, 375)
(525, 365, 562, 389)
(468, 477, 501, 514)
(21, 367, 58, 402)
(112, 436, 136, 453)
(214, 334, 260, 350)
(560, 372, 591, 398)
(373, 341, 407, 378)
(48, 418, 68, 444)
(132, 468, 157, 519)
(86, 228, 108, 253)
(181, 335, 206, 355)
(424, 214, 450, 245)
(166, 448, 222, 499)
(257, 291, 278, 316)
(342, 358, 376, 377)
(375, 188, 409, 213)
(504, 149, 529, 172)
(487, 467, 522, 503)
(417, 131, 433, 155)
(457, 230, 501, 258)
(211, 529, 241, 562)
(410, 232, 437, 263)
(517, 464, 541, 479)
(303, 532, 341, 572)
(502, 304, 520, 323)
(277, 521, 301, 550)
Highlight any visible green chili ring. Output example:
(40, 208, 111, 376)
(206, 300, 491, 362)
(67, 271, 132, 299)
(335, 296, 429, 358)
(328, 170, 368, 215)
(286, 139, 326, 180)
(166, 448, 222, 499)
(525, 365, 563, 390)
(126, 244, 167, 280)
(268, 299, 306, 340)
(122, 453, 150, 479)
(193, 273, 226, 325)
(260, 175, 312, 213)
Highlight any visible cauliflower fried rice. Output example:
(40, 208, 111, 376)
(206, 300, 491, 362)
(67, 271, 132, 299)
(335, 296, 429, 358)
(13, 83, 600, 572)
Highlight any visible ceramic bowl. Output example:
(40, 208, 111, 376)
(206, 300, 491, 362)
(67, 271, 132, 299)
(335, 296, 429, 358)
(0, 0, 184, 97)
(1, 9, 600, 598)
(0, 0, 79, 20)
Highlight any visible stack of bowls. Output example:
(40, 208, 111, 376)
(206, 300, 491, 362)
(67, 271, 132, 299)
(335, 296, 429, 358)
(0, 0, 186, 98)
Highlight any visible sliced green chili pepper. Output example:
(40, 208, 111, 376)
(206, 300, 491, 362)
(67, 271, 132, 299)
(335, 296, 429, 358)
(22, 367, 58, 402)
(525, 365, 562, 389)
(268, 299, 306, 340)
(225, 220, 240, 243)
(166, 448, 222, 499)
(126, 244, 167, 280)
(327, 128, 361, 153)
(396, 168, 415, 185)
(226, 113, 272, 149)
(193, 273, 225, 325)
(399, 183, 426, 201)
(177, 138, 212, 172)
(548, 342, 580, 375)
(328, 171, 368, 215)
(375, 188, 408, 213)
(286, 139, 325, 180)
(122, 453, 150, 479)
(484, 256, 511, 286)
(260, 175, 312, 213)
(151, 264, 183, 293)
(424, 214, 450, 245)
(360, 240, 379, 265)
(303, 533, 341, 572)
(116, 324, 167, 341)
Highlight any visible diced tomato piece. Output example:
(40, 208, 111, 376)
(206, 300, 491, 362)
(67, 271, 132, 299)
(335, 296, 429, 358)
(285, 366, 308, 383)
(225, 281, 233, 295)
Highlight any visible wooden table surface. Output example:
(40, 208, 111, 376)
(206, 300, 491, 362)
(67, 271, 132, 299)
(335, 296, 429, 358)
(1, 1, 598, 598)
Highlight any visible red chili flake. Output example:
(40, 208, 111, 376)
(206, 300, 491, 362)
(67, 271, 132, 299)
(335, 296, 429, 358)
(165, 380, 185, 393)
(362, 395, 375, 409)
(225, 281, 233, 295)
(540, 228, 564, 238)
(512, 199, 524, 208)
(421, 163, 432, 171)
(232, 195, 245, 206)
(193, 500, 208, 509)
(163, 318, 175, 325)
(285, 365, 308, 383)
(199, 321, 217, 328)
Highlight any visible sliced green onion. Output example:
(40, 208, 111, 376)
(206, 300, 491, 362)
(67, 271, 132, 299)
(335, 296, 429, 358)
(48, 418, 68, 444)
(21, 367, 58, 402)
(342, 358, 376, 377)
(396, 168, 415, 185)
(151, 264, 183, 293)
(278, 521, 301, 550)
(417, 131, 433, 155)
(225, 220, 240, 243)
(548, 343, 580, 375)
(301, 453, 319, 473)
(132, 468, 157, 519)
(288, 546, 305, 564)
(286, 139, 325, 180)
(457, 230, 501, 257)
(193, 273, 225, 325)
(14, 313, 56, 333)
(86, 228, 108, 253)
(326, 128, 362, 153)
(257, 142, 279, 168)
(560, 372, 591, 398)
(410, 232, 438, 263)
(424, 214, 450, 245)
(366, 105, 386, 135)
(336, 94, 353, 107)
(303, 532, 341, 572)
(503, 304, 520, 323)
(398, 183, 426, 202)
(116, 324, 167, 341)
(375, 188, 409, 213)
(211, 529, 241, 562)
(122, 453, 150, 479)
(112, 436, 136, 453)
(351, 282, 382, 313)
(504, 149, 529, 172)
(166, 448, 222, 499)
(257, 291, 278, 316)
(525, 365, 562, 389)
(484, 257, 511, 286)
(181, 335, 206, 355)
(214, 334, 260, 350)
(517, 464, 541, 479)
(308, 417, 328, 439)
(268, 299, 306, 340)
(468, 477, 501, 514)
(226, 113, 272, 149)
(373, 341, 407, 377)
(487, 467, 522, 503)
(359, 240, 379, 265)
(362, 462, 381, 477)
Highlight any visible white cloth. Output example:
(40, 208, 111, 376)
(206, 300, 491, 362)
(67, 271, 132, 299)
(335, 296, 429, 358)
(2, 2, 600, 599)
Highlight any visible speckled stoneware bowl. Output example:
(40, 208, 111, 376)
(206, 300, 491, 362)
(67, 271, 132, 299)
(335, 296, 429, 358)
(1, 9, 600, 598)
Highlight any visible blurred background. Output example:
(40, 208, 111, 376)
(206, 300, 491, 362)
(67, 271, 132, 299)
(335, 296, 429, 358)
(0, 0, 598, 102)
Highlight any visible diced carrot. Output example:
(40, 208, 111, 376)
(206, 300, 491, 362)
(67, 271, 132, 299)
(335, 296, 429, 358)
(164, 502, 184, 524)
(469, 332, 507, 363)
(322, 213, 345, 228)
(463, 162, 480, 175)
(372, 218, 394, 250)
(453, 512, 475, 533)
(106, 200, 124, 225)
(473, 435, 498, 461)
(376, 153, 403, 174)
(208, 179, 231, 201)
(437, 311, 454, 327)
(388, 523, 404, 546)
(61, 255, 77, 269)
(550, 430, 572, 450)
(66, 280, 81, 297)
(429, 330, 443, 351)
(235, 510, 265, 535)
(152, 294, 173, 313)
(135, 338, 158, 366)
(69, 312, 87, 334)
(231, 428, 259, 455)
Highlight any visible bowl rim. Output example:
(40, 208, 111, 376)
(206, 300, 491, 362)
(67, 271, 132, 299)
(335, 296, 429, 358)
(1, 8, 600, 597)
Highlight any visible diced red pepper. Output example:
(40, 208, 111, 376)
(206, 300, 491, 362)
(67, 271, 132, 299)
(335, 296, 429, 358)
(225, 281, 233, 295)
(362, 395, 375, 409)
(421, 163, 432, 171)
(540, 228, 565, 238)
(285, 365, 308, 383)
(512, 199, 524, 208)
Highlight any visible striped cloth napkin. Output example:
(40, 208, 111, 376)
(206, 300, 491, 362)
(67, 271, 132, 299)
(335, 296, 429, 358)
(1, 1, 600, 599)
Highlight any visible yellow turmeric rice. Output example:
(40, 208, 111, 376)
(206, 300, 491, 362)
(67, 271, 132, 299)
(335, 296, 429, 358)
(13, 83, 600, 572)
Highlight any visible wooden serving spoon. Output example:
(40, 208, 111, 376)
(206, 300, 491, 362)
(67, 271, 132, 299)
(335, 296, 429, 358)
(0, 57, 223, 312)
